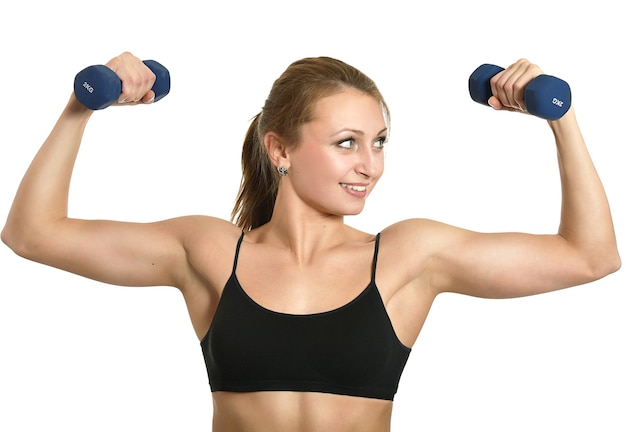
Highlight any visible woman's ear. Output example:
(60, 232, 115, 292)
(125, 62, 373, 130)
(263, 132, 290, 170)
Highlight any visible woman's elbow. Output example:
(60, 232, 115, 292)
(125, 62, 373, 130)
(590, 248, 621, 281)
(2, 224, 25, 257)
(2, 222, 41, 260)
(605, 251, 621, 276)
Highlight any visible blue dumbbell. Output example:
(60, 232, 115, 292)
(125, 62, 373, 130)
(73, 60, 170, 110)
(468, 64, 571, 120)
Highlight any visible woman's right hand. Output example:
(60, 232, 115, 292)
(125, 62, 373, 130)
(105, 51, 157, 106)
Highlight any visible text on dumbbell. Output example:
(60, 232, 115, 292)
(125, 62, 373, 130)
(82, 81, 94, 94)
(552, 98, 564, 108)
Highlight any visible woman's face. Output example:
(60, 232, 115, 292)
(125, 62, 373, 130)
(286, 87, 387, 217)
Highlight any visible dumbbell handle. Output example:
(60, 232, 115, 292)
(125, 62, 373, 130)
(74, 60, 170, 110)
(468, 64, 571, 120)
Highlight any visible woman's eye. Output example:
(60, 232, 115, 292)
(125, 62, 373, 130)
(374, 137, 387, 149)
(337, 138, 354, 149)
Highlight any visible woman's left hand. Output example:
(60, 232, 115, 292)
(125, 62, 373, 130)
(487, 58, 544, 114)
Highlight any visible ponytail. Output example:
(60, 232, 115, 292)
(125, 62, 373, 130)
(231, 113, 279, 230)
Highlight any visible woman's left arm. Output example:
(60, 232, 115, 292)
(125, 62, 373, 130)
(407, 60, 621, 299)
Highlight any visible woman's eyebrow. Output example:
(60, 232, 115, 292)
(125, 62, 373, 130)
(331, 127, 388, 137)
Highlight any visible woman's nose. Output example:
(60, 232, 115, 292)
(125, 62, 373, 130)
(355, 147, 382, 178)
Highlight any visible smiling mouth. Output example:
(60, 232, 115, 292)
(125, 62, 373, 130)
(340, 183, 366, 192)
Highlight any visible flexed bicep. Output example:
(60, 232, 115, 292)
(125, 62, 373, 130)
(430, 228, 596, 299)
(386, 218, 615, 301)
(35, 217, 188, 288)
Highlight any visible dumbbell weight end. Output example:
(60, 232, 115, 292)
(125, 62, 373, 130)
(143, 60, 170, 103)
(74, 65, 122, 110)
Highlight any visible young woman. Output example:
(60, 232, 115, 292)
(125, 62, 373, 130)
(2, 52, 620, 431)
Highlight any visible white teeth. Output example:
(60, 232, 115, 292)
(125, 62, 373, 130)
(341, 183, 366, 192)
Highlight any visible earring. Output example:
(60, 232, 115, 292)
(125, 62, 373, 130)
(277, 166, 288, 176)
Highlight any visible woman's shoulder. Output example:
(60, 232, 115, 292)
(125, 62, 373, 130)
(164, 215, 244, 249)
(379, 218, 467, 256)
(381, 218, 447, 238)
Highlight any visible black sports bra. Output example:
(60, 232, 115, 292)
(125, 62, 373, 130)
(200, 232, 411, 401)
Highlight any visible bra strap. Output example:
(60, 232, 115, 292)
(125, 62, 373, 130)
(371, 233, 381, 281)
(232, 231, 245, 273)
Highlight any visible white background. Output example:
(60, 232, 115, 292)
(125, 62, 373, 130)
(1, 1, 624, 431)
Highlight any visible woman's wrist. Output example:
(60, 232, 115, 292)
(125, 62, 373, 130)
(65, 93, 95, 119)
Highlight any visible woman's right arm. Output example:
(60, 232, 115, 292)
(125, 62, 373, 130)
(1, 53, 200, 289)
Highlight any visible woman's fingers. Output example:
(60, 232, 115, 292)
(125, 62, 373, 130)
(106, 52, 156, 105)
(490, 59, 544, 114)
